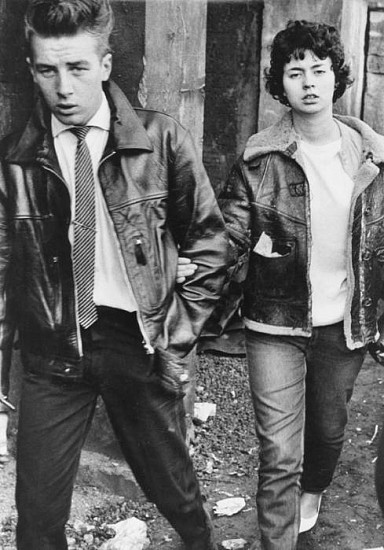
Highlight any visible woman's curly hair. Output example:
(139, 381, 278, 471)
(265, 20, 353, 106)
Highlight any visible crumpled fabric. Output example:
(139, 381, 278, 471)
(153, 347, 190, 397)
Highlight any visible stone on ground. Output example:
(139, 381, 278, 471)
(100, 517, 150, 550)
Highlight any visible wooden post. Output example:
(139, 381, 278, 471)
(339, 0, 368, 118)
(139, 0, 207, 156)
(139, 1, 208, 441)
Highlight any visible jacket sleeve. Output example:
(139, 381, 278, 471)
(0, 160, 16, 411)
(155, 128, 230, 358)
(204, 158, 253, 335)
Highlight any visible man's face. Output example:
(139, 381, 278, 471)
(28, 31, 112, 126)
(282, 50, 336, 117)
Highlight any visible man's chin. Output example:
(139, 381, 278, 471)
(54, 111, 87, 127)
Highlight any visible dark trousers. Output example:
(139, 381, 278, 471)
(16, 309, 209, 549)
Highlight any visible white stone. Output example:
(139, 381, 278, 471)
(101, 517, 150, 550)
(213, 497, 246, 517)
(83, 533, 94, 545)
(222, 539, 248, 550)
(72, 519, 89, 534)
(193, 402, 217, 423)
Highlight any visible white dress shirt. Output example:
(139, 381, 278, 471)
(51, 93, 138, 312)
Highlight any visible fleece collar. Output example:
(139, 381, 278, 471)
(244, 111, 384, 166)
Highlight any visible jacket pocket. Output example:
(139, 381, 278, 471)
(250, 236, 297, 299)
(130, 233, 167, 310)
(48, 255, 63, 326)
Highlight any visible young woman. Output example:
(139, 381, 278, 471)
(180, 20, 384, 549)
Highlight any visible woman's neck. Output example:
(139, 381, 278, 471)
(292, 110, 340, 145)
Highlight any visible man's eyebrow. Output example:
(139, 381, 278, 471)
(67, 60, 90, 67)
(34, 62, 55, 69)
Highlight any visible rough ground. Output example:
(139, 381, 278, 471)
(1, 351, 384, 549)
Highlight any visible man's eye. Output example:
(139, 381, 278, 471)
(71, 67, 87, 75)
(39, 69, 55, 77)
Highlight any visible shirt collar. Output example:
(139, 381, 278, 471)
(51, 92, 111, 138)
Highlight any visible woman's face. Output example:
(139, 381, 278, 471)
(282, 50, 336, 117)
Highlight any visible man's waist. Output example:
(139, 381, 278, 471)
(21, 307, 141, 381)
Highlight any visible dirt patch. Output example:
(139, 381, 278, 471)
(1, 352, 384, 549)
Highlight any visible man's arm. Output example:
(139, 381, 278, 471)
(175, 157, 254, 338)
(202, 159, 253, 336)
(157, 127, 229, 357)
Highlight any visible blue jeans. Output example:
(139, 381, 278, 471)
(245, 323, 365, 550)
(15, 308, 212, 550)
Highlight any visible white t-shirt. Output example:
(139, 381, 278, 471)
(300, 138, 354, 326)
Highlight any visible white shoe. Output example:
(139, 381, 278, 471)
(299, 492, 323, 533)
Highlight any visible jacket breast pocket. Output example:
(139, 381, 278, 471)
(250, 237, 297, 299)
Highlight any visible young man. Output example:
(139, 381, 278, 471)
(0, 1, 229, 548)
(180, 19, 384, 550)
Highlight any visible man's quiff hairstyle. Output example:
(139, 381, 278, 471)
(265, 20, 353, 106)
(24, 0, 114, 56)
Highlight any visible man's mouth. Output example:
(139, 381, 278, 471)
(57, 104, 77, 112)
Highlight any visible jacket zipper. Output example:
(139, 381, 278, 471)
(108, 191, 167, 211)
(43, 154, 156, 357)
(98, 152, 155, 355)
(42, 164, 83, 355)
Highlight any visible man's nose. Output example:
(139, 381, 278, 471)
(57, 72, 73, 97)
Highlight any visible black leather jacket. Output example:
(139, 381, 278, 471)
(0, 81, 229, 403)
(213, 112, 384, 350)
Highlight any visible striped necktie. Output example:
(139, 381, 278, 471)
(71, 126, 98, 329)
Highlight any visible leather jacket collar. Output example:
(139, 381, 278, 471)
(3, 80, 153, 166)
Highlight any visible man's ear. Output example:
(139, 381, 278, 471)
(26, 57, 37, 83)
(101, 53, 112, 82)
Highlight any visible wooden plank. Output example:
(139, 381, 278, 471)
(363, 9, 384, 132)
(0, 0, 33, 137)
(364, 73, 384, 131)
(203, 1, 262, 194)
(139, 0, 207, 155)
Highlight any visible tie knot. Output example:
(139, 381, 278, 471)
(70, 126, 91, 142)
